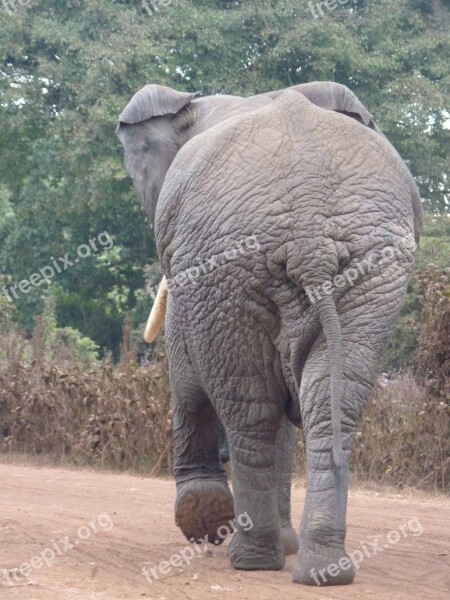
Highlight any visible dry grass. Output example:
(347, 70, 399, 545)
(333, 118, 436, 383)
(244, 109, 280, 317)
(0, 323, 172, 475)
(1, 316, 448, 492)
(352, 374, 448, 491)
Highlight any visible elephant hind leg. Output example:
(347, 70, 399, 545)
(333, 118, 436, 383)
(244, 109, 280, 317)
(292, 334, 366, 586)
(294, 265, 410, 585)
(212, 412, 298, 554)
(221, 397, 286, 571)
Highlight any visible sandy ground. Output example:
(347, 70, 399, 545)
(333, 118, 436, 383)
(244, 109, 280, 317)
(0, 463, 448, 600)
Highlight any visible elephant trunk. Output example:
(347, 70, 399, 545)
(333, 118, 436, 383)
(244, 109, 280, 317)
(314, 294, 344, 469)
(144, 276, 168, 343)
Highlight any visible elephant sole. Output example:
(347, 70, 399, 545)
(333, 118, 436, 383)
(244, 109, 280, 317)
(175, 479, 235, 545)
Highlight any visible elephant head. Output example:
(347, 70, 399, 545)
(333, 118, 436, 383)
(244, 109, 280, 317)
(116, 85, 197, 224)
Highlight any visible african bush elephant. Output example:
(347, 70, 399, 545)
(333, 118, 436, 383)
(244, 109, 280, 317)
(117, 82, 421, 585)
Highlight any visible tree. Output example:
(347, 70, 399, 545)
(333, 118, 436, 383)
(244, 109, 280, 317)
(1, 0, 449, 357)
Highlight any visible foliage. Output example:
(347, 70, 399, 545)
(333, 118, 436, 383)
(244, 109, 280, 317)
(382, 214, 450, 371)
(416, 264, 450, 402)
(0, 0, 449, 357)
(353, 374, 448, 492)
(0, 274, 14, 324)
(0, 321, 172, 473)
(39, 296, 100, 364)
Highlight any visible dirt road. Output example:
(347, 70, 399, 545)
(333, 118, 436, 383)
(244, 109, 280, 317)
(0, 463, 448, 600)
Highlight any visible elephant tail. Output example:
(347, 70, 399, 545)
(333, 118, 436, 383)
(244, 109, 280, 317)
(314, 293, 344, 469)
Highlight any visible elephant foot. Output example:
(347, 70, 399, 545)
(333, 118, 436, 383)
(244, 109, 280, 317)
(175, 479, 234, 545)
(228, 531, 285, 571)
(293, 547, 356, 586)
(280, 525, 299, 555)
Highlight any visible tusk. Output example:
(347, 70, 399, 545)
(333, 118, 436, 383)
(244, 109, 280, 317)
(144, 276, 169, 343)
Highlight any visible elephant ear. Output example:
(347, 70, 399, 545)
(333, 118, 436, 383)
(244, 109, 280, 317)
(117, 84, 197, 127)
(285, 82, 380, 132)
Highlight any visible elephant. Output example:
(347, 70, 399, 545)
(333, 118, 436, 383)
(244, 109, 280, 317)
(117, 82, 422, 585)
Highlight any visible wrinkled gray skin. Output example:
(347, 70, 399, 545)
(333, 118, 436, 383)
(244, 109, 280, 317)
(117, 82, 422, 585)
